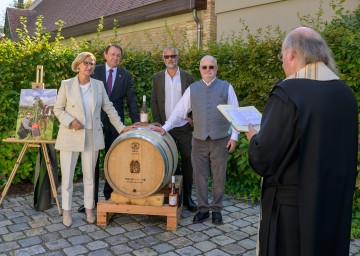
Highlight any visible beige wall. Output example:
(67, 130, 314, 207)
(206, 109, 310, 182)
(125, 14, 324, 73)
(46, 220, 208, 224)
(65, 0, 216, 51)
(215, 0, 359, 41)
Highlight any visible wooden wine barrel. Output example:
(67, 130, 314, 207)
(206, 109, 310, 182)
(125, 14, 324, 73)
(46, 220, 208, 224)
(104, 127, 178, 198)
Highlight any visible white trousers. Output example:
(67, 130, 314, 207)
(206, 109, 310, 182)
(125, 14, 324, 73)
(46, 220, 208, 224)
(60, 129, 98, 210)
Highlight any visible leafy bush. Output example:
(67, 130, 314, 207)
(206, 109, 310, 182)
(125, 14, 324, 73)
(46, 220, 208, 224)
(0, 2, 358, 238)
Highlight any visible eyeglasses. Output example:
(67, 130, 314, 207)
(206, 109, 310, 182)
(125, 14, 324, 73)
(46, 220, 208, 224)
(163, 55, 178, 59)
(277, 53, 283, 61)
(201, 65, 215, 70)
(83, 61, 95, 66)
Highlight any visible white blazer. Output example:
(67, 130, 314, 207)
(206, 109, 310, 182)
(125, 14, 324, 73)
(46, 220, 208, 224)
(54, 76, 125, 152)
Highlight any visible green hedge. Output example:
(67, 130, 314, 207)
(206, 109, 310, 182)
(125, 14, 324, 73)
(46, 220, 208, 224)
(0, 4, 359, 237)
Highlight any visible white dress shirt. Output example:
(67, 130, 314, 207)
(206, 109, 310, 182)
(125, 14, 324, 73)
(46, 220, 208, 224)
(164, 68, 187, 127)
(163, 78, 239, 141)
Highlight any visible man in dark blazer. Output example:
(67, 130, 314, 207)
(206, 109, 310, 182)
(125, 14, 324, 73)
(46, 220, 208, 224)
(78, 44, 140, 212)
(151, 46, 197, 212)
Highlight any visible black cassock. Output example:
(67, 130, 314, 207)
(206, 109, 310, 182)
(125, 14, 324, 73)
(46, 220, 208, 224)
(248, 79, 358, 256)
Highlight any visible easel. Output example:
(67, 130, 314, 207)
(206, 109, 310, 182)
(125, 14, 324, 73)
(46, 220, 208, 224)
(0, 66, 61, 215)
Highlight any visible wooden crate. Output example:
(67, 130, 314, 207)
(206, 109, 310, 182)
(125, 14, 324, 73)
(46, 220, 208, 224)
(97, 175, 183, 231)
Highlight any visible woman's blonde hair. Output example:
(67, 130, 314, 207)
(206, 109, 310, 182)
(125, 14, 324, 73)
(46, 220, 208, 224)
(71, 52, 96, 72)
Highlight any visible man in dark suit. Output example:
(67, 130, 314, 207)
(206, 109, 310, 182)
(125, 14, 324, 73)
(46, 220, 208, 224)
(151, 46, 197, 212)
(78, 44, 140, 212)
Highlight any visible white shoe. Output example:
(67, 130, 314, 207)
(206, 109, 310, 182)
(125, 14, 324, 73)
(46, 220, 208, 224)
(62, 210, 72, 227)
(86, 208, 96, 224)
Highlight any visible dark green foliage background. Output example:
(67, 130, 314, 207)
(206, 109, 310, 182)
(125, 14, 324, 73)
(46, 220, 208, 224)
(0, 4, 359, 237)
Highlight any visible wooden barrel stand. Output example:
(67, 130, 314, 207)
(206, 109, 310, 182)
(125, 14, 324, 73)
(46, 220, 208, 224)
(97, 175, 183, 231)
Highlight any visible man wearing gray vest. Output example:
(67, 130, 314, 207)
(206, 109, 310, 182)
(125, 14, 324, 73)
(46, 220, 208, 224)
(151, 55, 239, 224)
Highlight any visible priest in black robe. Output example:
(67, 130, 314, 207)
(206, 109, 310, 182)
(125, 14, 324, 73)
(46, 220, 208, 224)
(246, 27, 358, 256)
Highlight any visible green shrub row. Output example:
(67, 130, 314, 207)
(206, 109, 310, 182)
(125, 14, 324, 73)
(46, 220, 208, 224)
(0, 3, 358, 237)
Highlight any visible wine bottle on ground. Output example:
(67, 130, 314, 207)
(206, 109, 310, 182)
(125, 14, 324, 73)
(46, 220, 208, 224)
(169, 176, 178, 207)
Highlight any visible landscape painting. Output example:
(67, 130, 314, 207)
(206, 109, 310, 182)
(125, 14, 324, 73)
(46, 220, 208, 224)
(16, 89, 57, 141)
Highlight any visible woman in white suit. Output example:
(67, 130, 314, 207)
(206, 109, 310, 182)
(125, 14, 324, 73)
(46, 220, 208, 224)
(54, 52, 133, 227)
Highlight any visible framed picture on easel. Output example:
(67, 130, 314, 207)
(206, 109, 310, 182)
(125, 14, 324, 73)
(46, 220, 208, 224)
(16, 89, 57, 141)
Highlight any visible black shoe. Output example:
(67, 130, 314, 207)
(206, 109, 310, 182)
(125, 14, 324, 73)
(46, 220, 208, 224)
(104, 194, 111, 200)
(78, 205, 85, 213)
(193, 211, 209, 223)
(183, 197, 197, 212)
(212, 212, 223, 225)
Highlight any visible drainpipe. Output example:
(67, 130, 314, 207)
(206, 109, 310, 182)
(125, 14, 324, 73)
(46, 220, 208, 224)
(192, 8, 202, 49)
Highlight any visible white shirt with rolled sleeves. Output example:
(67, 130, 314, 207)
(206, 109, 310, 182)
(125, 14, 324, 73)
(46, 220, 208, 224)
(162, 78, 239, 141)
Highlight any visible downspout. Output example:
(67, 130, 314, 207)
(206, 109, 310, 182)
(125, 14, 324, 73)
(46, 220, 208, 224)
(192, 8, 202, 49)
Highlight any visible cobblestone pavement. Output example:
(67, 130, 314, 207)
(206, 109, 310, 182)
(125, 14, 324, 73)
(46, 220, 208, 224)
(0, 181, 359, 256)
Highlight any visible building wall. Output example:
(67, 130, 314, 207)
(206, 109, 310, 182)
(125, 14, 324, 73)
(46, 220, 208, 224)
(215, 0, 359, 41)
(69, 0, 217, 51)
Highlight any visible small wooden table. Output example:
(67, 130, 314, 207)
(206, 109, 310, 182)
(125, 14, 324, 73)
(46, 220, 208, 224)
(97, 175, 183, 230)
(0, 138, 61, 215)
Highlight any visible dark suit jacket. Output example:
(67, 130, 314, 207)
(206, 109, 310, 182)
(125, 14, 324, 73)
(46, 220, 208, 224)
(93, 64, 140, 147)
(151, 68, 195, 125)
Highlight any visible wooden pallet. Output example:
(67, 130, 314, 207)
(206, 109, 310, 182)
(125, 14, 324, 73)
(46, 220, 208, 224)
(97, 175, 183, 231)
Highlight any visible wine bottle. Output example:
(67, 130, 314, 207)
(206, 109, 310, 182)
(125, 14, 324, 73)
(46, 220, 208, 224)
(140, 95, 149, 126)
(169, 176, 178, 207)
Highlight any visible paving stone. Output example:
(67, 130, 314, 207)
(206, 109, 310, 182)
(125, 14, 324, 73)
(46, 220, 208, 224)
(133, 248, 158, 256)
(105, 226, 126, 235)
(205, 249, 231, 256)
(8, 223, 30, 232)
(176, 246, 202, 255)
(217, 223, 239, 232)
(63, 245, 88, 256)
(0, 220, 13, 227)
(128, 235, 159, 249)
(110, 244, 133, 254)
(169, 236, 193, 248)
(156, 231, 178, 241)
(88, 249, 114, 256)
(25, 227, 47, 237)
(14, 244, 46, 256)
(152, 242, 175, 254)
(46, 223, 67, 232)
(13, 215, 32, 224)
(238, 238, 257, 250)
(18, 236, 42, 247)
(142, 225, 164, 235)
(68, 234, 93, 245)
(78, 223, 101, 232)
(59, 228, 82, 238)
(241, 225, 258, 236)
(222, 243, 247, 255)
(88, 230, 110, 240)
(29, 219, 52, 228)
(193, 240, 217, 252)
(210, 234, 236, 246)
(187, 223, 209, 232)
(86, 240, 108, 250)
(0, 241, 20, 252)
(3, 231, 26, 241)
(186, 231, 210, 242)
(125, 229, 146, 239)
(104, 235, 129, 245)
(41, 232, 62, 243)
(5, 211, 25, 220)
(45, 238, 71, 250)
(159, 252, 179, 256)
(202, 227, 223, 237)
(121, 222, 144, 231)
(172, 227, 193, 236)
(0, 226, 9, 235)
